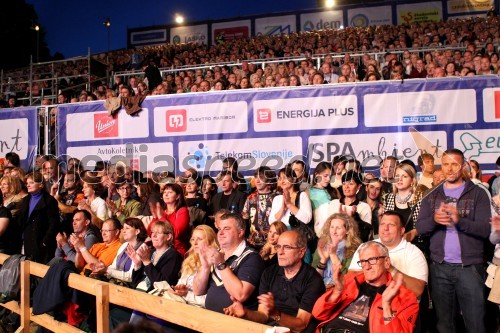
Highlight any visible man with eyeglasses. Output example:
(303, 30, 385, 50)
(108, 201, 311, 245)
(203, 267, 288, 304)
(348, 212, 428, 298)
(72, 218, 122, 276)
(313, 241, 418, 333)
(224, 230, 325, 332)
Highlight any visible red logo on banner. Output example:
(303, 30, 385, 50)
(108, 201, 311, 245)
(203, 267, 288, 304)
(166, 109, 187, 132)
(257, 109, 272, 123)
(94, 114, 118, 138)
(495, 91, 500, 119)
(130, 159, 139, 171)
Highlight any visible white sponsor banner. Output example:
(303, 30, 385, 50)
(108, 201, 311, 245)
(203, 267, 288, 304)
(66, 108, 149, 142)
(348, 6, 392, 27)
(178, 137, 302, 172)
(397, 2, 442, 24)
(447, 0, 493, 13)
(454, 129, 500, 164)
(253, 95, 358, 132)
(153, 101, 248, 137)
(482, 88, 500, 123)
(67, 142, 174, 172)
(255, 15, 296, 36)
(211, 20, 251, 42)
(364, 90, 476, 127)
(300, 11, 343, 31)
(0, 118, 29, 159)
(308, 131, 447, 168)
(170, 24, 208, 44)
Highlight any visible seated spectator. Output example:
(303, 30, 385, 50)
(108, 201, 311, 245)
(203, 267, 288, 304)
(312, 241, 419, 332)
(128, 221, 182, 323)
(78, 175, 108, 229)
(224, 230, 325, 332)
(171, 225, 219, 307)
(313, 213, 362, 283)
(193, 213, 264, 313)
(106, 179, 141, 224)
(349, 212, 428, 298)
(259, 221, 287, 267)
(72, 218, 122, 276)
(92, 217, 147, 285)
(54, 209, 100, 263)
(149, 183, 190, 257)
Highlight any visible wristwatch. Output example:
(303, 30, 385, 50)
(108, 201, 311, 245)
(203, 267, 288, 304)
(271, 310, 281, 323)
(216, 262, 228, 271)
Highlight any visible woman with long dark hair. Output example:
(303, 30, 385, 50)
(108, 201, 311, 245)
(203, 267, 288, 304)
(150, 183, 190, 257)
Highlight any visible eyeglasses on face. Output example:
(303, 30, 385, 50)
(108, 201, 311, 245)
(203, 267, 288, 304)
(275, 244, 302, 251)
(101, 229, 117, 233)
(357, 256, 387, 267)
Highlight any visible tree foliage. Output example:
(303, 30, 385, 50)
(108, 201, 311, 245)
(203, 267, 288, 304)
(0, 0, 51, 70)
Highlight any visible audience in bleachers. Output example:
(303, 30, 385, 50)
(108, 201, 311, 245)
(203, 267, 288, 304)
(1, 16, 498, 107)
(0, 148, 499, 332)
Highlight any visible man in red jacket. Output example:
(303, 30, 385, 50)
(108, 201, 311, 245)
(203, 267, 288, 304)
(312, 241, 418, 333)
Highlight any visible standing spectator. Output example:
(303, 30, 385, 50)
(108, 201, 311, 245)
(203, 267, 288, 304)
(417, 149, 491, 333)
(18, 171, 60, 264)
(142, 60, 162, 91)
(242, 167, 277, 248)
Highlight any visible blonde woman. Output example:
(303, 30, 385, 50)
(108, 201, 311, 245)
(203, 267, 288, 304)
(383, 162, 427, 255)
(313, 213, 361, 286)
(171, 225, 219, 307)
(0, 175, 24, 219)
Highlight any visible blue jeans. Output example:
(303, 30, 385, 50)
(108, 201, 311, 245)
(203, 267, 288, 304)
(430, 261, 486, 333)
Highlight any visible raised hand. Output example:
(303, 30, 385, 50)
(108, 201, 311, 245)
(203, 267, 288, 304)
(382, 272, 403, 305)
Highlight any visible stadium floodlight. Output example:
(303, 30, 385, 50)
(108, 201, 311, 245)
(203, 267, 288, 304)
(175, 14, 184, 24)
(325, 0, 335, 8)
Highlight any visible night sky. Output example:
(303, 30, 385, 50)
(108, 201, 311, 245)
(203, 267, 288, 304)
(28, 0, 315, 58)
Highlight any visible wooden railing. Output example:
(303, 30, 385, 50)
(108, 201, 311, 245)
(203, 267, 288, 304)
(0, 254, 272, 333)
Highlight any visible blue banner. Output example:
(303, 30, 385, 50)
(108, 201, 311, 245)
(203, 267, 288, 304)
(57, 76, 500, 176)
(0, 107, 39, 170)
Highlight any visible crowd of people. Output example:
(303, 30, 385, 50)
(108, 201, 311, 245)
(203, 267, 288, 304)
(0, 148, 499, 333)
(0, 16, 498, 107)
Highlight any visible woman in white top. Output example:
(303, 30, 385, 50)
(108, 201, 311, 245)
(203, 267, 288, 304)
(269, 165, 312, 228)
(327, 170, 372, 242)
(78, 175, 108, 229)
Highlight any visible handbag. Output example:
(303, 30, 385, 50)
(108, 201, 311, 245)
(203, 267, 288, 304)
(288, 192, 316, 244)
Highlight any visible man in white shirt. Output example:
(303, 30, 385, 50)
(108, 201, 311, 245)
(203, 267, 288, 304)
(349, 211, 428, 297)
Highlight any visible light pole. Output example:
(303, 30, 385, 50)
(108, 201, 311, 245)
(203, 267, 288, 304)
(32, 24, 40, 63)
(103, 17, 111, 52)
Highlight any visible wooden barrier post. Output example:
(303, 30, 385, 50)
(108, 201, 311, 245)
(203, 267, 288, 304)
(95, 283, 109, 333)
(19, 260, 31, 333)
